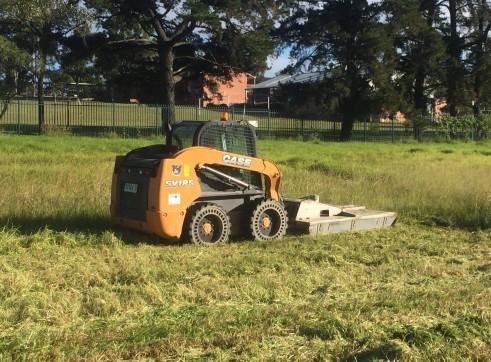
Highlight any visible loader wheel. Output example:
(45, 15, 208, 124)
(250, 199, 288, 241)
(189, 204, 231, 245)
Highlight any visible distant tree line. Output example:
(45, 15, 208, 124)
(1, 0, 491, 139)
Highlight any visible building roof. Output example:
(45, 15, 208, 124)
(247, 72, 324, 90)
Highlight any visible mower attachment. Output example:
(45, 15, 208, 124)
(284, 196, 397, 235)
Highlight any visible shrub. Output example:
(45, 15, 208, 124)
(436, 114, 491, 141)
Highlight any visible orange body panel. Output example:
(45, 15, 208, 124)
(111, 146, 282, 241)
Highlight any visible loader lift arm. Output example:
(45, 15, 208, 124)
(173, 146, 282, 202)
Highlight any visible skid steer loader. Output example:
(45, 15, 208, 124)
(110, 120, 396, 244)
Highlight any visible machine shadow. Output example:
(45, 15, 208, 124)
(0, 215, 182, 247)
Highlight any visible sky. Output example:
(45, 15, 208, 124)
(265, 52, 291, 77)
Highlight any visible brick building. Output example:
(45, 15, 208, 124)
(200, 73, 256, 107)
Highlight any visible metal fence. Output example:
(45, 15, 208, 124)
(0, 99, 482, 141)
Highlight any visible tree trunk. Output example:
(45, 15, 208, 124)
(473, 52, 483, 116)
(414, 1, 438, 114)
(340, 113, 355, 141)
(159, 45, 176, 131)
(340, 95, 355, 141)
(414, 66, 426, 112)
(1, 71, 16, 120)
(37, 34, 49, 134)
(446, 0, 461, 116)
(37, 69, 45, 134)
(339, 62, 358, 141)
(472, 0, 486, 116)
(0, 101, 9, 120)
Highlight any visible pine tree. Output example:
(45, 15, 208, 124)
(276, 0, 398, 140)
(386, 0, 446, 117)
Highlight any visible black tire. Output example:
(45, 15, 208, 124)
(250, 199, 288, 241)
(188, 204, 231, 245)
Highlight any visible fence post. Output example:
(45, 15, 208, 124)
(301, 117, 304, 140)
(156, 105, 159, 135)
(364, 118, 367, 141)
(268, 108, 272, 138)
(162, 105, 167, 136)
(413, 124, 419, 140)
(112, 101, 116, 133)
(17, 99, 21, 135)
(391, 116, 395, 142)
(66, 101, 70, 127)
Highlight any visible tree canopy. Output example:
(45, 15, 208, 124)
(0, 0, 92, 129)
(0, 35, 30, 118)
(1, 0, 491, 137)
(83, 0, 286, 125)
(273, 0, 491, 137)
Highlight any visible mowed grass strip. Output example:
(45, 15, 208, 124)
(0, 135, 490, 361)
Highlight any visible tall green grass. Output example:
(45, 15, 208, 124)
(1, 135, 490, 361)
(265, 140, 491, 230)
(2, 135, 491, 230)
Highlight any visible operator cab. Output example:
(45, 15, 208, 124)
(169, 121, 261, 191)
(168, 120, 258, 157)
(120, 120, 262, 192)
(124, 120, 258, 161)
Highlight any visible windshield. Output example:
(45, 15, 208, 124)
(170, 122, 201, 150)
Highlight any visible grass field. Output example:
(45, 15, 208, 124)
(1, 135, 490, 361)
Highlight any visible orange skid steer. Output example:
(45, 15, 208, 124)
(110, 120, 396, 244)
